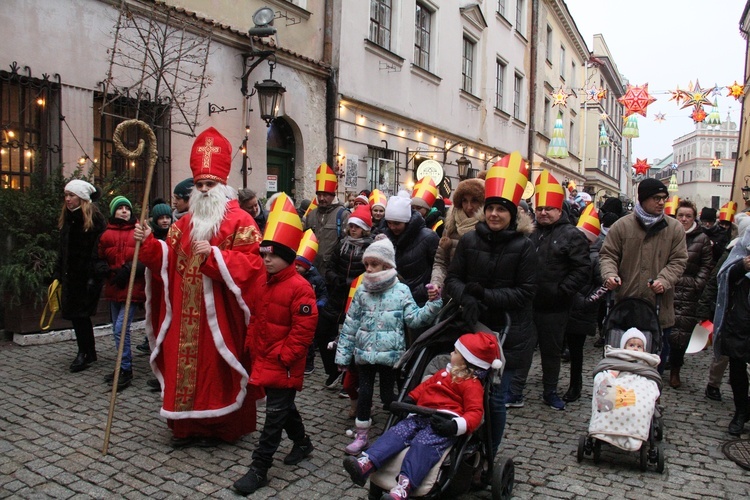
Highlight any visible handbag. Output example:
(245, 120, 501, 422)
(39, 279, 62, 331)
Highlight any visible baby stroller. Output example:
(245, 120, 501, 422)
(577, 296, 665, 473)
(365, 301, 515, 499)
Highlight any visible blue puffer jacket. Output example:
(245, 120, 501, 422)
(335, 281, 442, 367)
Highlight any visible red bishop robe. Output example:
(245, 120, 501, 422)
(139, 199, 264, 441)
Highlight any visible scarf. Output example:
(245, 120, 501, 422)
(634, 201, 663, 229)
(340, 235, 369, 258)
(362, 268, 398, 293)
(713, 229, 750, 358)
(441, 207, 482, 249)
(684, 221, 698, 234)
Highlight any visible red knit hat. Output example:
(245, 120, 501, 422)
(349, 204, 373, 231)
(190, 127, 232, 184)
(455, 332, 502, 370)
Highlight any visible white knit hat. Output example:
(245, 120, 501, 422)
(620, 327, 648, 350)
(64, 179, 96, 201)
(362, 237, 396, 269)
(385, 191, 412, 223)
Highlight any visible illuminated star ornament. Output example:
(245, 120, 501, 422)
(680, 80, 713, 109)
(585, 86, 606, 102)
(711, 84, 723, 97)
(654, 113, 666, 123)
(711, 158, 722, 168)
(633, 158, 650, 176)
(618, 83, 657, 117)
(551, 86, 573, 107)
(691, 106, 707, 123)
(727, 80, 745, 100)
(668, 86, 684, 105)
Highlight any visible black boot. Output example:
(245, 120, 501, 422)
(562, 380, 582, 402)
(117, 369, 133, 391)
(70, 352, 95, 373)
(728, 410, 749, 436)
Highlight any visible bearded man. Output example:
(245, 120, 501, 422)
(135, 127, 264, 447)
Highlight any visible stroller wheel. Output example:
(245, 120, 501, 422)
(655, 442, 665, 473)
(592, 439, 602, 463)
(577, 436, 586, 462)
(639, 443, 648, 471)
(491, 456, 514, 500)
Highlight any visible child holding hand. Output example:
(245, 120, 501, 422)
(335, 238, 442, 455)
(343, 331, 501, 499)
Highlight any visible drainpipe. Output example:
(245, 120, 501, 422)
(527, 0, 539, 177)
(324, 0, 335, 168)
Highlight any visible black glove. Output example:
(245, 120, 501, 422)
(460, 295, 480, 327)
(114, 264, 131, 289)
(464, 282, 484, 300)
(430, 414, 458, 437)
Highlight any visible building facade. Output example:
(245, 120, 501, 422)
(733, 0, 750, 212)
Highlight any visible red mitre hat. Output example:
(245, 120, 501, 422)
(345, 274, 364, 314)
(411, 176, 438, 209)
(534, 170, 565, 210)
(485, 151, 529, 207)
(295, 229, 319, 270)
(664, 196, 679, 216)
(719, 201, 738, 222)
(577, 204, 601, 241)
(315, 162, 338, 194)
(190, 127, 232, 184)
(262, 192, 304, 254)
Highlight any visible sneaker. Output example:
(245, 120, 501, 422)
(304, 364, 315, 375)
(384, 474, 411, 500)
(324, 372, 341, 389)
(233, 466, 268, 495)
(505, 393, 524, 408)
(543, 391, 565, 411)
(338, 389, 350, 399)
(705, 384, 722, 401)
(283, 435, 314, 465)
(343, 455, 374, 486)
(136, 338, 151, 354)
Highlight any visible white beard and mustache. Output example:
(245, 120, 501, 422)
(188, 183, 237, 242)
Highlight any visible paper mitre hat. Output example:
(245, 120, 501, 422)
(315, 162, 338, 195)
(719, 201, 738, 222)
(577, 204, 601, 241)
(190, 127, 232, 184)
(369, 189, 388, 209)
(295, 229, 319, 270)
(303, 197, 319, 219)
(261, 192, 304, 256)
(485, 151, 529, 208)
(345, 274, 364, 314)
(663, 196, 680, 216)
(534, 170, 565, 210)
(411, 176, 438, 209)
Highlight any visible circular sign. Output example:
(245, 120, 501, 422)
(415, 159, 444, 185)
(522, 180, 534, 200)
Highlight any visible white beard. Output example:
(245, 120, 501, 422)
(189, 183, 232, 242)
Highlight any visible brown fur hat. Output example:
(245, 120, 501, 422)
(452, 178, 485, 208)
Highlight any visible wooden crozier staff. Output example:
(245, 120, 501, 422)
(102, 119, 158, 455)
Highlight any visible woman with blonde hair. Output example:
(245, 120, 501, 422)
(57, 179, 106, 372)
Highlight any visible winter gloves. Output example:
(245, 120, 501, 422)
(430, 413, 458, 437)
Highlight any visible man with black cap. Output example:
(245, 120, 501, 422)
(700, 206, 730, 263)
(171, 177, 193, 220)
(600, 178, 688, 373)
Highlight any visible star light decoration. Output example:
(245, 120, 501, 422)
(727, 80, 745, 100)
(691, 106, 707, 123)
(654, 113, 666, 123)
(618, 83, 657, 117)
(679, 80, 713, 110)
(711, 158, 722, 168)
(551, 86, 574, 107)
(585, 86, 607, 102)
(633, 158, 650, 176)
(668, 85, 684, 105)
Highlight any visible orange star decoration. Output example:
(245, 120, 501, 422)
(633, 158, 650, 176)
(551, 86, 573, 107)
(680, 80, 713, 110)
(727, 80, 745, 100)
(691, 106, 707, 123)
(711, 158, 722, 168)
(668, 85, 684, 105)
(618, 84, 657, 117)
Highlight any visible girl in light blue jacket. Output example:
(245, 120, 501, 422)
(335, 237, 442, 455)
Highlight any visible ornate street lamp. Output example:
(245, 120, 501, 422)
(456, 156, 472, 180)
(254, 68, 286, 127)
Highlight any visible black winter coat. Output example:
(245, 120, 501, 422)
(720, 261, 750, 361)
(445, 221, 538, 371)
(703, 224, 731, 263)
(384, 210, 439, 305)
(566, 236, 603, 336)
(57, 207, 106, 319)
(697, 249, 729, 321)
(324, 236, 372, 315)
(530, 211, 591, 311)
(671, 228, 714, 348)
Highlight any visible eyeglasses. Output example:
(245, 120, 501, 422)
(651, 195, 668, 203)
(535, 206, 559, 213)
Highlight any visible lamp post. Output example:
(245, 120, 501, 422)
(254, 60, 286, 127)
(456, 156, 472, 180)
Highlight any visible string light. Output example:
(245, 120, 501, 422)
(78, 157, 86, 165)
(357, 114, 365, 125)
(416, 130, 423, 139)
(36, 98, 45, 106)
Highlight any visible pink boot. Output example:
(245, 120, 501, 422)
(345, 418, 370, 455)
(382, 474, 411, 499)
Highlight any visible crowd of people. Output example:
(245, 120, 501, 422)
(53, 126, 750, 498)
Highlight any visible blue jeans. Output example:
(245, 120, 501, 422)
(489, 368, 515, 457)
(110, 301, 136, 371)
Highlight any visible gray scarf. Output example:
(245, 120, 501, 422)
(363, 269, 398, 293)
(634, 201, 663, 229)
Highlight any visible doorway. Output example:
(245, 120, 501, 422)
(266, 117, 296, 201)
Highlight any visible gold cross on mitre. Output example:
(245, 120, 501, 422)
(197, 137, 221, 172)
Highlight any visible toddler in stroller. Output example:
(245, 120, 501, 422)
(343, 331, 502, 499)
(578, 326, 665, 472)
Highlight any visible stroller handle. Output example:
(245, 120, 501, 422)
(390, 401, 442, 417)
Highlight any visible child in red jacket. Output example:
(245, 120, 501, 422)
(98, 196, 146, 391)
(343, 331, 501, 500)
(234, 194, 318, 496)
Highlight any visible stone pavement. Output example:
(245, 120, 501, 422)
(1, 325, 749, 499)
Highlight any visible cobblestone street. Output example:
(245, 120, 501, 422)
(1, 325, 749, 499)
